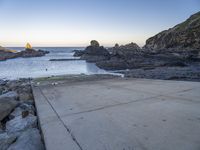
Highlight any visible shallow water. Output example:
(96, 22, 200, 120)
(0, 47, 109, 80)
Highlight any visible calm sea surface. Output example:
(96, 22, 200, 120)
(0, 47, 110, 79)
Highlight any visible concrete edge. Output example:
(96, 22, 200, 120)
(32, 85, 81, 150)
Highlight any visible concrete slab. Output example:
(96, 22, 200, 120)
(32, 77, 200, 150)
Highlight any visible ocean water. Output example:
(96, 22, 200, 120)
(0, 47, 110, 80)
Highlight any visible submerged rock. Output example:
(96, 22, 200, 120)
(0, 133, 16, 150)
(7, 128, 44, 150)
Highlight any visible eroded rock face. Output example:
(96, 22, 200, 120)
(144, 11, 200, 50)
(7, 129, 44, 150)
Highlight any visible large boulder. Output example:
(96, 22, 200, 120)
(144, 11, 200, 50)
(0, 91, 18, 100)
(7, 128, 44, 150)
(90, 40, 100, 47)
(0, 133, 16, 150)
(6, 114, 37, 134)
(0, 92, 19, 121)
(5, 80, 33, 102)
(9, 103, 35, 120)
(80, 40, 110, 62)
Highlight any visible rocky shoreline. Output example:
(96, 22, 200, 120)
(73, 12, 200, 81)
(0, 79, 44, 150)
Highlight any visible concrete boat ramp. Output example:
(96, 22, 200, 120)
(32, 75, 200, 150)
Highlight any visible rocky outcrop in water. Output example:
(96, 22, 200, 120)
(144, 11, 200, 50)
(0, 45, 49, 61)
(74, 40, 110, 62)
(81, 40, 110, 62)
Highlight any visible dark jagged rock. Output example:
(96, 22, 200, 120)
(144, 11, 200, 50)
(79, 40, 110, 62)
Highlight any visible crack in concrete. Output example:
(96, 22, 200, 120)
(38, 87, 83, 150)
(60, 94, 163, 117)
(59, 87, 199, 118)
(40, 85, 199, 119)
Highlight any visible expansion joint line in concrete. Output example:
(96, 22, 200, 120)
(38, 87, 83, 150)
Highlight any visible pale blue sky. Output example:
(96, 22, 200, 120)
(0, 0, 199, 47)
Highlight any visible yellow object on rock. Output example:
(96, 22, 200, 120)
(26, 43, 32, 49)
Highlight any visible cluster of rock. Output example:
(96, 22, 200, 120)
(74, 11, 200, 72)
(0, 45, 49, 61)
(0, 79, 44, 150)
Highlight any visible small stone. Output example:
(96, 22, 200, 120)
(19, 103, 35, 113)
(22, 111, 29, 118)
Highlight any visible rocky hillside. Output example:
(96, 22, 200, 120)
(144, 11, 200, 50)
